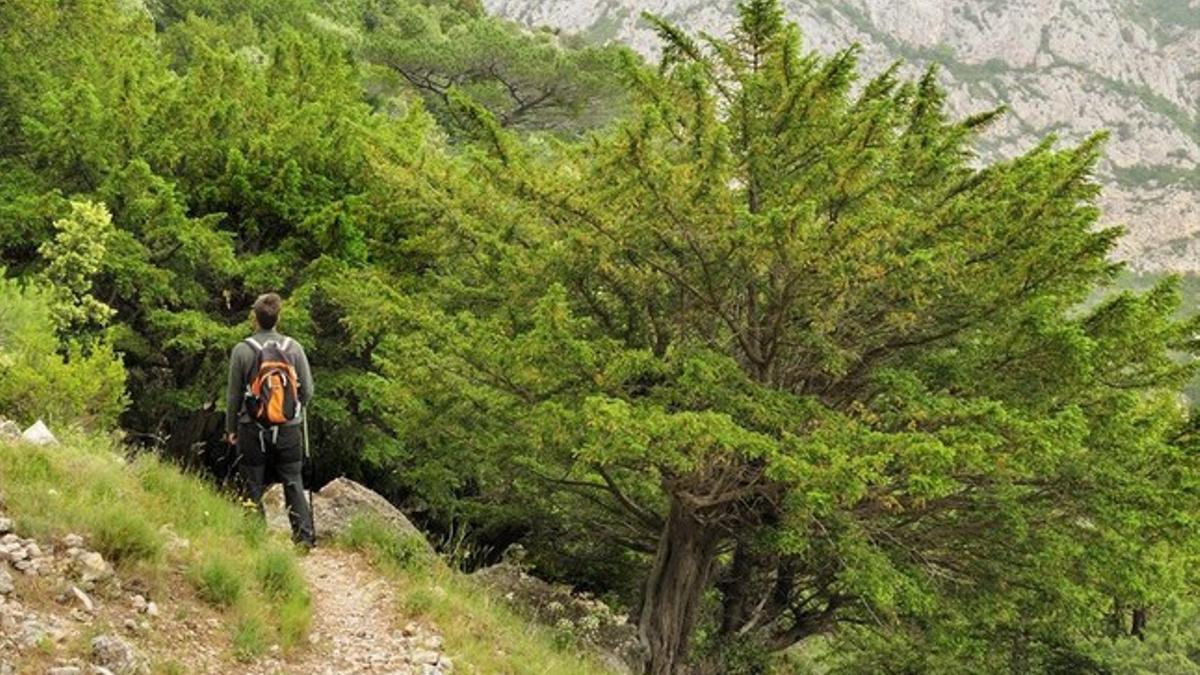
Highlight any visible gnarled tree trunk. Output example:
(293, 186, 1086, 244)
(639, 498, 721, 675)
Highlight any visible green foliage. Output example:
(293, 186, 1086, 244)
(4, 0, 1200, 671)
(39, 200, 117, 340)
(374, 1, 1200, 671)
(0, 274, 127, 428)
(350, 0, 632, 134)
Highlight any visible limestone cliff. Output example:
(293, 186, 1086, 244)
(487, 0, 1200, 272)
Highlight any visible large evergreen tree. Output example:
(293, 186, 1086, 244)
(383, 1, 1200, 671)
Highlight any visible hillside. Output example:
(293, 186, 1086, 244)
(485, 0, 1200, 272)
(0, 428, 618, 674)
(7, 0, 1200, 671)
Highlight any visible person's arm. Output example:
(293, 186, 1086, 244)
(226, 343, 246, 441)
(295, 343, 314, 407)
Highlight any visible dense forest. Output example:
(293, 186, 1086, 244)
(3, 0, 1200, 672)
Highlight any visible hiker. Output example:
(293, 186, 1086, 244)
(225, 292, 316, 548)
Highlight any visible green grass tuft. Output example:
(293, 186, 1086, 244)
(89, 507, 163, 564)
(278, 591, 313, 649)
(337, 514, 429, 571)
(193, 555, 244, 607)
(256, 545, 304, 600)
(232, 613, 269, 661)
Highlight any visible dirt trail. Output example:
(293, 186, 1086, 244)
(251, 548, 451, 675)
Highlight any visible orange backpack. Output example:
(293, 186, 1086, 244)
(243, 337, 301, 426)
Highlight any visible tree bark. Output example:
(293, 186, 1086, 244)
(639, 498, 721, 675)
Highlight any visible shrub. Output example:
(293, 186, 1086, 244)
(0, 272, 126, 428)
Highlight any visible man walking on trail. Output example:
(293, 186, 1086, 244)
(226, 292, 316, 549)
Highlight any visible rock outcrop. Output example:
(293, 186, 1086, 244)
(263, 477, 433, 552)
(472, 562, 644, 673)
(486, 0, 1200, 272)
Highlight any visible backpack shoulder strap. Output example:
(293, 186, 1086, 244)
(244, 337, 264, 352)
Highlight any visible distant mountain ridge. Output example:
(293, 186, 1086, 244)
(486, 0, 1200, 273)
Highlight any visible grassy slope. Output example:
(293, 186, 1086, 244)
(0, 432, 614, 673)
(0, 431, 311, 670)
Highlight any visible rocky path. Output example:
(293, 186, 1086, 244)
(252, 547, 452, 675)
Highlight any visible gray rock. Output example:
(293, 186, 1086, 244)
(263, 477, 433, 553)
(90, 635, 143, 674)
(71, 586, 95, 613)
(20, 420, 57, 446)
(0, 518, 11, 535)
(0, 566, 13, 595)
(63, 533, 85, 549)
(75, 551, 112, 585)
(47, 668, 82, 675)
(411, 650, 441, 666)
(0, 419, 20, 442)
(17, 619, 49, 648)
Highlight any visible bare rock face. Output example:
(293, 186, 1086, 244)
(263, 477, 433, 552)
(485, 0, 1200, 272)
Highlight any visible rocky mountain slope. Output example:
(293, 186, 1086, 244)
(486, 0, 1200, 273)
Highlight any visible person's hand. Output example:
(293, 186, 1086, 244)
(226, 432, 238, 446)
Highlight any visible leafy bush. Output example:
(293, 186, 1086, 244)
(0, 272, 127, 428)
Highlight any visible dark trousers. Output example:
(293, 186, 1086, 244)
(238, 423, 315, 546)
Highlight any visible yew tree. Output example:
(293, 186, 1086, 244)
(382, 1, 1200, 672)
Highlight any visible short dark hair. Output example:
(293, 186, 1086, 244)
(253, 293, 283, 330)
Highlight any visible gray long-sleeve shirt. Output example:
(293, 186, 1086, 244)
(225, 329, 314, 433)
